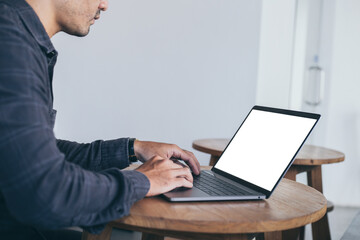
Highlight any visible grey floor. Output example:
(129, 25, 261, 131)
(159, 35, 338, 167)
(109, 205, 360, 240)
(304, 205, 360, 240)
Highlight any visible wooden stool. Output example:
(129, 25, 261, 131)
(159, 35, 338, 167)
(192, 139, 345, 240)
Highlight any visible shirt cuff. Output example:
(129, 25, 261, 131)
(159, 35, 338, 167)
(121, 170, 150, 202)
(81, 170, 150, 235)
(100, 138, 130, 170)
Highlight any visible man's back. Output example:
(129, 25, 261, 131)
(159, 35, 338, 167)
(0, 1, 57, 237)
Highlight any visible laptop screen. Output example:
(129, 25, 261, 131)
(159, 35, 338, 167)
(214, 107, 318, 191)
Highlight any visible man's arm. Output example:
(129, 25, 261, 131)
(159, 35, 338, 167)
(56, 138, 201, 175)
(56, 138, 130, 171)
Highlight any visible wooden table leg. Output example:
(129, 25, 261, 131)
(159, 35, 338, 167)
(307, 166, 323, 192)
(209, 155, 220, 166)
(260, 231, 282, 240)
(143, 232, 251, 240)
(142, 233, 164, 240)
(81, 225, 112, 240)
(284, 168, 302, 240)
(284, 168, 297, 181)
(307, 166, 331, 240)
(282, 228, 301, 240)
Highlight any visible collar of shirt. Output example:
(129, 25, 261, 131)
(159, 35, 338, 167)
(2, 0, 58, 58)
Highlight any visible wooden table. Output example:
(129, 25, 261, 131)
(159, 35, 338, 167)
(192, 139, 345, 240)
(82, 167, 327, 240)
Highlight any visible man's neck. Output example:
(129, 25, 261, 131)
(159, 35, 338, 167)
(25, 0, 59, 38)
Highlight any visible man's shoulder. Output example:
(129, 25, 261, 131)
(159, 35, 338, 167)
(0, 0, 22, 22)
(0, 1, 41, 61)
(0, 0, 54, 59)
(0, 1, 27, 41)
(0, 2, 45, 81)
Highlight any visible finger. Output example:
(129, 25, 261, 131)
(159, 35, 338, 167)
(171, 168, 193, 183)
(183, 150, 201, 173)
(171, 159, 188, 168)
(161, 158, 182, 169)
(180, 152, 200, 175)
(170, 147, 200, 175)
(151, 155, 165, 162)
(149, 157, 164, 168)
(174, 177, 193, 189)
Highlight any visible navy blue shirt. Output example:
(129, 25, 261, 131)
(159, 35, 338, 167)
(0, 0, 150, 238)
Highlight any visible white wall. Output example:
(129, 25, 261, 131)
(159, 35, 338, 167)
(52, 0, 262, 165)
(256, 0, 297, 108)
(257, 0, 360, 207)
(322, 0, 360, 207)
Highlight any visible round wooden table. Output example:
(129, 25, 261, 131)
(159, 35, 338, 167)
(192, 138, 345, 240)
(83, 171, 327, 240)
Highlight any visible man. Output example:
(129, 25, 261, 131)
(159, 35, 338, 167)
(0, 0, 201, 239)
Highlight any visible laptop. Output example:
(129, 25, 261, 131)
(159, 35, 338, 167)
(163, 105, 320, 202)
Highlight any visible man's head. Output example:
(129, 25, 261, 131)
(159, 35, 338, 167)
(26, 0, 108, 38)
(54, 0, 108, 37)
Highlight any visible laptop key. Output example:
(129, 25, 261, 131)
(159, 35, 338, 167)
(194, 173, 250, 196)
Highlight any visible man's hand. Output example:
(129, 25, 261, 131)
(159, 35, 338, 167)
(135, 156, 193, 197)
(134, 140, 200, 175)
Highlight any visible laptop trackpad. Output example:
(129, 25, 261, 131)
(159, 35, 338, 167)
(165, 187, 208, 198)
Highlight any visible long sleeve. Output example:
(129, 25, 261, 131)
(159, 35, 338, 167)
(56, 138, 131, 171)
(0, 3, 150, 234)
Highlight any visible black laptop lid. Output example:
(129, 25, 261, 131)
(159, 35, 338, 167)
(212, 106, 320, 198)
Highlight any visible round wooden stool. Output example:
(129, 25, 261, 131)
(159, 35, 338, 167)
(192, 138, 345, 240)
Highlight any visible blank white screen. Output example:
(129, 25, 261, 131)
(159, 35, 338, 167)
(215, 109, 317, 191)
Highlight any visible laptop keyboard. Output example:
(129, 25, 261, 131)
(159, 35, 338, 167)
(193, 172, 252, 196)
